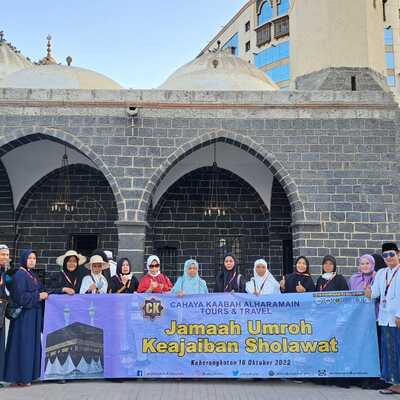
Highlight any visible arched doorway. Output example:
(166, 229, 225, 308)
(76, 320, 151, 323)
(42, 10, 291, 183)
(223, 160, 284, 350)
(14, 163, 119, 287)
(0, 133, 119, 287)
(146, 164, 292, 292)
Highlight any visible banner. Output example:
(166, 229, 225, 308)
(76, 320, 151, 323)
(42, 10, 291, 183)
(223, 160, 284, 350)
(41, 292, 380, 380)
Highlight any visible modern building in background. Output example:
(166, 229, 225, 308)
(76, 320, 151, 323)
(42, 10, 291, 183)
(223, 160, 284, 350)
(201, 0, 398, 94)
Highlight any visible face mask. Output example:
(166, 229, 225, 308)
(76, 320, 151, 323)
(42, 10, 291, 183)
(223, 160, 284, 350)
(322, 272, 335, 280)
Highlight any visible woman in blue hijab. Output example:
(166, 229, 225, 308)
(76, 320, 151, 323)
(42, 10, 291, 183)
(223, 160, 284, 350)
(172, 259, 208, 295)
(5, 249, 48, 386)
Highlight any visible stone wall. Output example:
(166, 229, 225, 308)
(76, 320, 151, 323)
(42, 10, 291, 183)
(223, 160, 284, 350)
(0, 86, 398, 278)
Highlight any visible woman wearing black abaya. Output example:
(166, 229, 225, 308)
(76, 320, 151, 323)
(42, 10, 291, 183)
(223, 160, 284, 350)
(108, 257, 138, 294)
(4, 249, 48, 386)
(54, 250, 87, 295)
(215, 254, 246, 293)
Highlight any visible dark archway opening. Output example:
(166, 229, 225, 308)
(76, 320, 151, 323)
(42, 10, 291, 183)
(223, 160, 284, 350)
(15, 164, 118, 287)
(146, 166, 292, 292)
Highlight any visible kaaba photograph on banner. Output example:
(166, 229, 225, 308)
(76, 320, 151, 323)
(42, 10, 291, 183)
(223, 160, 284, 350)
(44, 322, 104, 379)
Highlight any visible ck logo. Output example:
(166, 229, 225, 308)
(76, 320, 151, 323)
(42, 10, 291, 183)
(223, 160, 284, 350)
(142, 298, 164, 320)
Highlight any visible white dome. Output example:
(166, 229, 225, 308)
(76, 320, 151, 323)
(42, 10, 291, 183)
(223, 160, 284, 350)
(159, 50, 279, 91)
(0, 40, 32, 83)
(2, 63, 123, 90)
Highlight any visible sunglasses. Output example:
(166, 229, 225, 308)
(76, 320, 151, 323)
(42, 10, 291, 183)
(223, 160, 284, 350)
(149, 264, 160, 268)
(383, 251, 397, 259)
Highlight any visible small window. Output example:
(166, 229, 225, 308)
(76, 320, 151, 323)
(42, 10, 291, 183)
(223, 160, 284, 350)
(256, 23, 272, 47)
(351, 76, 357, 91)
(245, 21, 250, 32)
(277, 0, 290, 16)
(258, 1, 273, 26)
(245, 41, 251, 52)
(274, 16, 290, 39)
(71, 234, 98, 259)
(383, 0, 387, 21)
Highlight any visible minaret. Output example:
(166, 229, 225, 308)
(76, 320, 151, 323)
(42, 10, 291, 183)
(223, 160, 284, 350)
(290, 0, 387, 90)
(37, 34, 57, 65)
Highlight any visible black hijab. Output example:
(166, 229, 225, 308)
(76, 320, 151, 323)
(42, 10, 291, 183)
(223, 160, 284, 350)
(62, 255, 85, 288)
(322, 255, 337, 273)
(294, 256, 311, 275)
(216, 253, 241, 292)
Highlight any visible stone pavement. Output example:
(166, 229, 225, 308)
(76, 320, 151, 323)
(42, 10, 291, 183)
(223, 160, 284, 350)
(0, 379, 385, 400)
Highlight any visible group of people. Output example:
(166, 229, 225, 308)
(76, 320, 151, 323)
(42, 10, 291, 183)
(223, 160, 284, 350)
(0, 242, 398, 394)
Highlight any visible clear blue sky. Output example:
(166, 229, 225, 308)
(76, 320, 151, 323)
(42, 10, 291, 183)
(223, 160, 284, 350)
(2, 0, 247, 89)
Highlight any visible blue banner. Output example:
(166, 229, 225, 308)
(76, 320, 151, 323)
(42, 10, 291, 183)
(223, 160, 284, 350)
(41, 292, 380, 379)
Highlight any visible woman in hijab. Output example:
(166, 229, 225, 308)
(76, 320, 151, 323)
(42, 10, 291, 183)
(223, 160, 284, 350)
(79, 255, 108, 294)
(108, 257, 139, 294)
(348, 254, 375, 291)
(91, 249, 111, 282)
(5, 249, 48, 386)
(280, 256, 315, 293)
(246, 259, 280, 295)
(171, 259, 208, 296)
(137, 255, 172, 293)
(215, 254, 246, 293)
(316, 255, 349, 292)
(54, 250, 87, 295)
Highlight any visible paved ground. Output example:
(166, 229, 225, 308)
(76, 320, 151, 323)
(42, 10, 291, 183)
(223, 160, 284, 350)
(0, 379, 386, 400)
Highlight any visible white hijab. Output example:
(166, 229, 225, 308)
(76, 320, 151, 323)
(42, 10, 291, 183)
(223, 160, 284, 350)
(146, 255, 161, 277)
(79, 268, 108, 294)
(246, 259, 280, 295)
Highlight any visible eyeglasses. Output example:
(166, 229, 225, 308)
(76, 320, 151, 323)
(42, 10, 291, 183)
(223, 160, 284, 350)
(383, 251, 397, 259)
(149, 264, 160, 268)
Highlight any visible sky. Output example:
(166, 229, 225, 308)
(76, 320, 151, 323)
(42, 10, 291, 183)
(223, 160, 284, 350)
(2, 0, 247, 89)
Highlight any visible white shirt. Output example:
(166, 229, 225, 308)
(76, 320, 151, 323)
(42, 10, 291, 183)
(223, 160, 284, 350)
(245, 273, 281, 295)
(371, 265, 400, 327)
(80, 274, 108, 294)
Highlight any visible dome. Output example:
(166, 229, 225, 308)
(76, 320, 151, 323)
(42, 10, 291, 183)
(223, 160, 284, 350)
(1, 34, 122, 90)
(159, 50, 279, 91)
(0, 37, 33, 83)
(2, 64, 123, 90)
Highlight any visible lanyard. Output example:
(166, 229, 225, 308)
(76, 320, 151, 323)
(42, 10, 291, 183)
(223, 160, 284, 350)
(319, 276, 335, 292)
(117, 275, 131, 289)
(63, 272, 77, 289)
(224, 272, 237, 292)
(253, 276, 269, 294)
(20, 267, 38, 285)
(384, 267, 399, 298)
